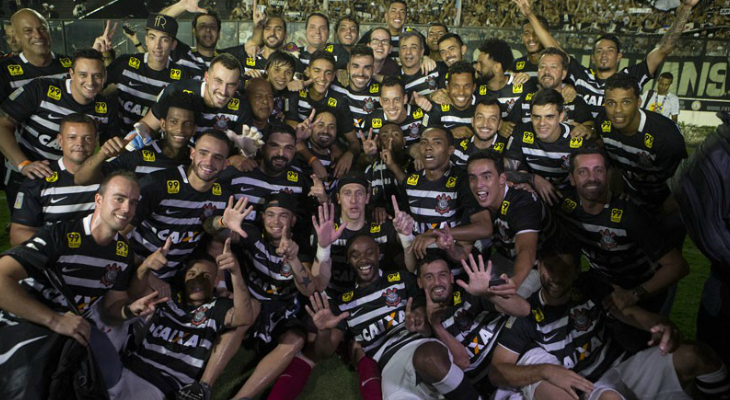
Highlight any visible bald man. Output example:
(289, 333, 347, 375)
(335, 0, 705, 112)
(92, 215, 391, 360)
(0, 9, 71, 102)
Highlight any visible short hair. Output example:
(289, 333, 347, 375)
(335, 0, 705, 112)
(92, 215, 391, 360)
(335, 16, 359, 34)
(429, 22, 448, 33)
(605, 73, 640, 99)
(306, 12, 330, 30)
(401, 30, 424, 49)
(346, 233, 377, 254)
(437, 32, 463, 48)
(478, 38, 514, 73)
(265, 50, 297, 71)
(264, 122, 297, 143)
(415, 252, 450, 277)
(164, 91, 196, 118)
(107, 48, 116, 60)
(389, 0, 408, 11)
(422, 125, 454, 147)
(531, 88, 564, 114)
(60, 113, 96, 134)
(540, 47, 569, 70)
(466, 149, 505, 175)
(71, 48, 104, 69)
(477, 97, 502, 110)
(313, 105, 337, 121)
(210, 53, 242, 74)
(568, 141, 610, 173)
(309, 50, 336, 69)
(381, 76, 405, 94)
(522, 15, 549, 28)
(349, 44, 374, 60)
(98, 170, 139, 196)
(369, 27, 391, 41)
(197, 129, 232, 153)
(193, 9, 221, 32)
(659, 72, 674, 81)
(265, 15, 288, 32)
(448, 60, 475, 82)
(594, 34, 621, 54)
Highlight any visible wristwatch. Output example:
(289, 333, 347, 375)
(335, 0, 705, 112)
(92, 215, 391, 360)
(631, 285, 648, 300)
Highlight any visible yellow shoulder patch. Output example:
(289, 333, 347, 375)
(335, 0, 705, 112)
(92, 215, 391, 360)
(479, 85, 487, 95)
(407, 174, 419, 186)
(299, 89, 307, 98)
(325, 44, 334, 52)
(67, 232, 81, 249)
(569, 136, 583, 148)
(128, 57, 141, 69)
(167, 180, 180, 194)
(494, 142, 505, 152)
(170, 68, 182, 80)
(501, 200, 510, 215)
(370, 223, 381, 233)
(610, 208, 623, 223)
(460, 139, 468, 150)
(342, 291, 354, 302)
(227, 98, 240, 110)
(246, 57, 256, 66)
(453, 291, 462, 305)
(46, 172, 59, 182)
(327, 97, 337, 107)
(516, 61, 526, 70)
(644, 133, 654, 149)
(47, 85, 62, 101)
(387, 272, 401, 282)
(141, 150, 156, 162)
(287, 171, 299, 182)
(95, 102, 107, 114)
(116, 241, 129, 257)
(512, 84, 523, 94)
(7, 64, 23, 76)
(212, 183, 222, 196)
(369, 83, 379, 93)
(60, 57, 72, 68)
(372, 118, 383, 128)
(601, 120, 612, 133)
(413, 108, 424, 119)
(440, 104, 451, 112)
(561, 198, 577, 213)
(446, 176, 457, 188)
(523, 131, 534, 144)
(532, 308, 544, 322)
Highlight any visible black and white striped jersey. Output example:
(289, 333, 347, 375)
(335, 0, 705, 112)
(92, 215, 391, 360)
(510, 55, 538, 78)
(498, 273, 629, 381)
(285, 88, 355, 137)
(297, 43, 349, 72)
(507, 89, 593, 125)
(151, 79, 253, 137)
(439, 288, 507, 382)
(107, 53, 188, 136)
(505, 122, 586, 191)
(130, 166, 229, 280)
(227, 166, 312, 223)
(568, 58, 652, 117)
(402, 165, 477, 234)
(477, 76, 538, 119)
(235, 223, 303, 302)
(557, 191, 673, 288)
(331, 80, 381, 130)
(332, 269, 424, 367)
(364, 104, 426, 148)
(12, 158, 98, 227)
(4, 214, 135, 316)
(365, 158, 410, 212)
(302, 219, 401, 295)
(295, 142, 337, 195)
(125, 296, 232, 397)
(491, 186, 553, 260)
(0, 78, 117, 162)
(0, 52, 70, 103)
(595, 109, 687, 208)
(171, 41, 216, 80)
(398, 64, 445, 97)
(422, 97, 476, 131)
(451, 135, 508, 168)
(221, 45, 268, 78)
(102, 139, 191, 178)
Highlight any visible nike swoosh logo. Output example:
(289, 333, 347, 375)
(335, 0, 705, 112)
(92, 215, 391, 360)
(165, 209, 179, 215)
(0, 336, 48, 364)
(47, 114, 63, 120)
(128, 81, 143, 87)
(349, 307, 364, 317)
(525, 157, 540, 162)
(62, 267, 85, 274)
(543, 331, 560, 342)
(254, 253, 267, 261)
(50, 196, 67, 204)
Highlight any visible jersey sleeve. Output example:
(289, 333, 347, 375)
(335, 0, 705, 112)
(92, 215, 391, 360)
(496, 314, 537, 355)
(102, 151, 142, 175)
(335, 98, 355, 135)
(111, 245, 136, 292)
(509, 193, 544, 235)
(504, 128, 526, 163)
(11, 178, 44, 227)
(131, 171, 166, 226)
(151, 81, 181, 119)
(210, 297, 234, 331)
(570, 98, 593, 124)
(0, 78, 43, 122)
(421, 103, 440, 128)
(3, 224, 61, 278)
(285, 90, 301, 122)
(655, 124, 688, 175)
(625, 203, 675, 262)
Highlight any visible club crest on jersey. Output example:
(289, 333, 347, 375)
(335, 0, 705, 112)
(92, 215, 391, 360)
(280, 263, 293, 277)
(387, 272, 401, 282)
(435, 194, 452, 215)
(601, 120, 612, 132)
(370, 223, 381, 233)
(455, 309, 473, 332)
(342, 291, 354, 302)
(116, 241, 129, 257)
(287, 171, 299, 182)
(214, 115, 231, 130)
(409, 123, 420, 138)
(561, 198, 577, 213)
(142, 150, 156, 162)
(446, 176, 457, 188)
(191, 305, 210, 326)
(644, 133, 654, 149)
(47, 85, 62, 100)
(128, 57, 141, 69)
(610, 208, 623, 223)
(327, 97, 337, 107)
(599, 229, 617, 250)
(363, 97, 375, 113)
(95, 102, 108, 114)
(427, 76, 438, 90)
(570, 307, 592, 332)
(407, 174, 419, 186)
(46, 172, 59, 182)
(561, 155, 570, 170)
(227, 98, 240, 110)
(167, 180, 180, 194)
(67, 232, 81, 249)
(516, 61, 526, 70)
(522, 131, 534, 144)
(570, 137, 583, 148)
(512, 84, 523, 94)
(500, 200, 510, 215)
(201, 203, 217, 221)
(637, 151, 653, 168)
(100, 263, 121, 287)
(382, 288, 401, 307)
(7, 64, 23, 76)
(212, 183, 222, 196)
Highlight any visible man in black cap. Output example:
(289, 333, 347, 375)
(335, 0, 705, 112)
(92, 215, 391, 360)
(103, 13, 190, 138)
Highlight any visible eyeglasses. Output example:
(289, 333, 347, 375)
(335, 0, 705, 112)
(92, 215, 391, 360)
(369, 38, 390, 46)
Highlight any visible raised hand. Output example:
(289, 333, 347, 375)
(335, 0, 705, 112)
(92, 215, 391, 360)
(312, 202, 347, 249)
(253, 0, 266, 25)
(180, 0, 207, 14)
(100, 136, 132, 159)
(433, 226, 455, 251)
(405, 297, 428, 334)
(457, 254, 495, 297)
(226, 126, 264, 158)
(391, 195, 414, 237)
(93, 20, 118, 53)
(276, 224, 299, 263)
(381, 137, 395, 168)
(308, 174, 328, 204)
(511, 0, 534, 17)
(216, 238, 242, 275)
(221, 195, 254, 237)
(305, 291, 349, 331)
(420, 55, 437, 75)
(511, 72, 530, 86)
(141, 237, 172, 273)
(648, 321, 682, 355)
(20, 160, 53, 179)
(295, 109, 316, 141)
(360, 128, 378, 157)
(128, 290, 169, 318)
(288, 78, 313, 92)
(412, 92, 433, 112)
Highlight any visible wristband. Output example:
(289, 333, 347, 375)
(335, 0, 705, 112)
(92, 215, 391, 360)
(316, 245, 331, 262)
(17, 160, 30, 172)
(398, 233, 415, 249)
(218, 216, 227, 229)
(122, 304, 134, 320)
(631, 285, 648, 300)
(308, 156, 319, 166)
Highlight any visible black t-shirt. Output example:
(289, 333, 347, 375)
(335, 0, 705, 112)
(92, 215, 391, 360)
(285, 88, 355, 137)
(102, 139, 191, 178)
(491, 186, 553, 260)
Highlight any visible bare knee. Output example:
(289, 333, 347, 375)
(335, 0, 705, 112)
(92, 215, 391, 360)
(673, 341, 722, 383)
(412, 341, 451, 383)
(278, 330, 306, 354)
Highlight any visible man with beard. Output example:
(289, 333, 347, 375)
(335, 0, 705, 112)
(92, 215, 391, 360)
(366, 27, 398, 77)
(285, 51, 359, 178)
(10, 114, 99, 245)
(505, 88, 586, 206)
(365, 77, 426, 151)
(452, 98, 509, 168)
(126, 130, 232, 296)
(160, 1, 221, 78)
(399, 31, 445, 98)
(104, 14, 190, 137)
(507, 48, 592, 135)
(332, 45, 380, 130)
(437, 33, 467, 68)
(138, 54, 252, 139)
(0, 9, 70, 103)
(426, 23, 448, 63)
(335, 16, 359, 54)
(298, 12, 349, 72)
(298, 108, 343, 195)
(0, 48, 117, 214)
(513, 0, 700, 116)
(232, 14, 289, 78)
(265, 50, 297, 121)
(490, 244, 729, 400)
(305, 234, 485, 400)
(417, 254, 529, 395)
(73, 94, 197, 186)
(246, 77, 277, 131)
(422, 61, 478, 139)
(510, 14, 549, 78)
(558, 145, 688, 316)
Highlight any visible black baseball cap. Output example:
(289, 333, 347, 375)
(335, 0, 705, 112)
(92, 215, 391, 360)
(264, 192, 298, 214)
(337, 172, 370, 193)
(146, 13, 179, 39)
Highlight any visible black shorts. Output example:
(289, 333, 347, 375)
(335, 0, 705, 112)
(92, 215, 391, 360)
(248, 297, 304, 353)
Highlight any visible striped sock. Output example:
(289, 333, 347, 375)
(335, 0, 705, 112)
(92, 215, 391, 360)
(696, 364, 730, 400)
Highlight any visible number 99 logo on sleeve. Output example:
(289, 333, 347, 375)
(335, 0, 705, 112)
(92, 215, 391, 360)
(167, 180, 180, 194)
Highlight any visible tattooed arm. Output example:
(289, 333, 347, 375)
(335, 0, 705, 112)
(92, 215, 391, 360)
(646, 0, 697, 75)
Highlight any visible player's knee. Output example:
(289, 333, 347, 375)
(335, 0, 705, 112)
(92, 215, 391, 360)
(279, 329, 306, 352)
(675, 342, 722, 377)
(597, 390, 623, 400)
(412, 341, 450, 382)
